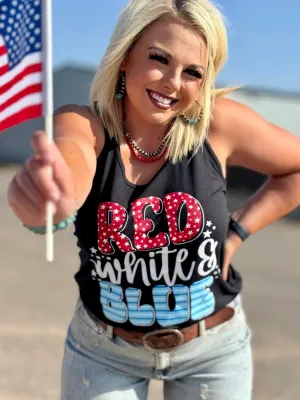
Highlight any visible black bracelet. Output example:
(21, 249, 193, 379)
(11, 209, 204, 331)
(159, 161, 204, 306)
(229, 216, 250, 241)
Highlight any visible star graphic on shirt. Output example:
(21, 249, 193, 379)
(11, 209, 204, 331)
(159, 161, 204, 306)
(203, 230, 212, 238)
(206, 221, 213, 227)
(90, 247, 97, 254)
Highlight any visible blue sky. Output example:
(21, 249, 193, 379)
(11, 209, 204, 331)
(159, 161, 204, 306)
(52, 0, 300, 92)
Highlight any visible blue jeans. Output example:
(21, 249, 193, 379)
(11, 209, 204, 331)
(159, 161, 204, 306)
(61, 296, 252, 400)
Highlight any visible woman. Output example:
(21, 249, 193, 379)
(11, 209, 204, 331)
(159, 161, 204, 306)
(7, 0, 300, 399)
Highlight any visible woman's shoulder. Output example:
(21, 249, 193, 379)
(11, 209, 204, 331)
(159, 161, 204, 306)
(54, 104, 105, 156)
(208, 97, 254, 169)
(210, 96, 244, 134)
(206, 97, 237, 175)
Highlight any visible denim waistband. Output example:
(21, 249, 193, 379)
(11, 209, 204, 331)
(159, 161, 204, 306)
(75, 293, 243, 339)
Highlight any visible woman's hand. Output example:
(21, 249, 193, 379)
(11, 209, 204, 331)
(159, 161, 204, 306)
(222, 231, 243, 280)
(7, 131, 77, 227)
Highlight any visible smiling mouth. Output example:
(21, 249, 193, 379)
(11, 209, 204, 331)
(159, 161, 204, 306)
(146, 89, 178, 109)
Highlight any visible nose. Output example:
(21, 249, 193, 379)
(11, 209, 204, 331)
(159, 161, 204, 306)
(163, 69, 181, 92)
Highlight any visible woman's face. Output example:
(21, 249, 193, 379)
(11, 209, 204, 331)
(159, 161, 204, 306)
(122, 19, 208, 126)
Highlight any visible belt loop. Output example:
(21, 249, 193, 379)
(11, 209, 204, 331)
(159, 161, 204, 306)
(199, 319, 206, 337)
(105, 324, 114, 339)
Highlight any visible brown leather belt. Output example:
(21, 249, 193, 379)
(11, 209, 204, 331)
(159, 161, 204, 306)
(100, 306, 234, 352)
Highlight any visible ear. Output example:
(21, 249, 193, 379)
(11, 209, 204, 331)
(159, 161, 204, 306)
(120, 59, 127, 72)
(120, 43, 134, 72)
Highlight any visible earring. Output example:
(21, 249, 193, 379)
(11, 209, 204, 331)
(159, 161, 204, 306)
(115, 71, 126, 100)
(181, 102, 203, 125)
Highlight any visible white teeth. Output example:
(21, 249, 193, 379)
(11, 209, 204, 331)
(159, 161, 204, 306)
(150, 91, 172, 105)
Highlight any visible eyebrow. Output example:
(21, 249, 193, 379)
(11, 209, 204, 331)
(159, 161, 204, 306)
(147, 46, 205, 71)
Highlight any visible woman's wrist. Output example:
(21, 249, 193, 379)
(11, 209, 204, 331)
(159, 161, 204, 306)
(22, 199, 79, 234)
(52, 201, 78, 225)
(229, 216, 250, 242)
(24, 210, 78, 235)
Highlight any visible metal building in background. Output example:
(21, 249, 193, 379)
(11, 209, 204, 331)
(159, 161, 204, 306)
(1, 65, 300, 164)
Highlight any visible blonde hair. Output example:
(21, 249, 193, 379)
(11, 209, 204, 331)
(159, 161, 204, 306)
(90, 0, 235, 163)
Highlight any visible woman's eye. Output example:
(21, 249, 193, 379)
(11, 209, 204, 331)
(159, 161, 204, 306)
(149, 54, 168, 65)
(149, 54, 203, 79)
(185, 69, 202, 79)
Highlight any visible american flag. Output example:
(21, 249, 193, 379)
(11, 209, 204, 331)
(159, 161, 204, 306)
(0, 0, 43, 132)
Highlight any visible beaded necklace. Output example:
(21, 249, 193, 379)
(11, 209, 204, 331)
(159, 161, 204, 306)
(123, 128, 168, 163)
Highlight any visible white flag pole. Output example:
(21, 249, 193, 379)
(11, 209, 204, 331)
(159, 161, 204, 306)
(42, 0, 54, 262)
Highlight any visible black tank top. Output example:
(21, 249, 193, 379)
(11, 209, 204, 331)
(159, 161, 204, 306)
(74, 131, 242, 332)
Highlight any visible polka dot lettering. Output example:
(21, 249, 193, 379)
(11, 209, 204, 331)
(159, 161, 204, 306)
(97, 202, 134, 254)
(132, 197, 169, 251)
(164, 192, 203, 244)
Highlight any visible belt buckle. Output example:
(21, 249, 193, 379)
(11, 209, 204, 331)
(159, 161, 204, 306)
(142, 328, 184, 352)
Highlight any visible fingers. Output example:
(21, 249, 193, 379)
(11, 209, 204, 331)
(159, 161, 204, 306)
(23, 156, 61, 202)
(222, 265, 229, 281)
(30, 131, 75, 196)
(30, 131, 53, 164)
(8, 176, 56, 224)
(51, 150, 75, 195)
(8, 131, 77, 227)
(15, 163, 47, 211)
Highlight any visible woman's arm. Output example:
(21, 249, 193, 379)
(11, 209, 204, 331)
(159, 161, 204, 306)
(7, 105, 104, 227)
(210, 97, 300, 275)
(53, 104, 105, 209)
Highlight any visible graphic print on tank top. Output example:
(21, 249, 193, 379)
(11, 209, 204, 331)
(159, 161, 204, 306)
(74, 133, 242, 331)
(89, 192, 222, 328)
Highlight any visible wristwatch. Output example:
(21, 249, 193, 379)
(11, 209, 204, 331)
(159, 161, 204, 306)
(229, 216, 250, 241)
